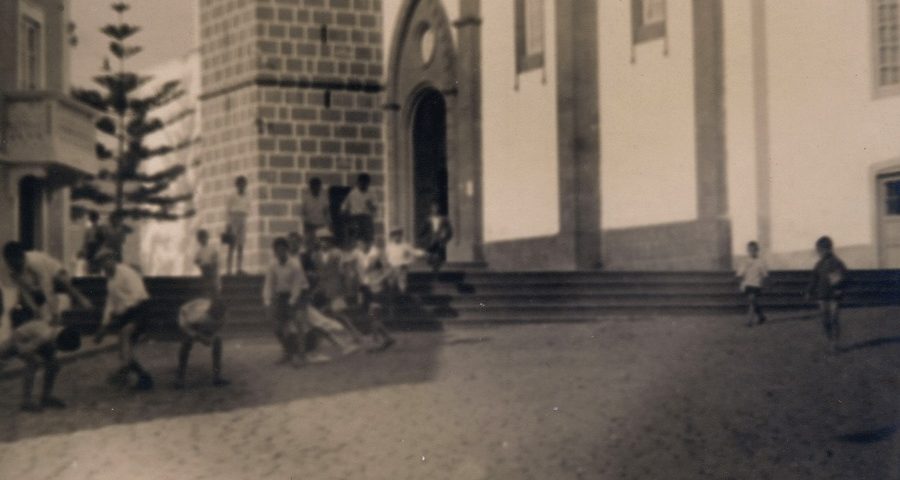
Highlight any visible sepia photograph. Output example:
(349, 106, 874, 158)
(1, 0, 900, 478)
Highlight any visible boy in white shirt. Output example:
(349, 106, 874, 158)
(2, 242, 92, 323)
(225, 176, 250, 275)
(341, 173, 377, 245)
(263, 237, 309, 367)
(175, 297, 229, 389)
(358, 238, 395, 352)
(301, 177, 331, 251)
(93, 249, 154, 390)
(194, 229, 219, 296)
(736, 241, 768, 327)
(385, 227, 424, 294)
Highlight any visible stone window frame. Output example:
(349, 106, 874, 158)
(873, 0, 900, 98)
(18, 1, 46, 91)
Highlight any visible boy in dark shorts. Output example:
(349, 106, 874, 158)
(93, 249, 154, 390)
(175, 297, 229, 389)
(736, 241, 768, 327)
(805, 236, 848, 353)
(0, 290, 81, 412)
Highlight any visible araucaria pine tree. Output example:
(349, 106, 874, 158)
(71, 2, 194, 223)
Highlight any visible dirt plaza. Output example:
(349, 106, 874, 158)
(1, 308, 900, 479)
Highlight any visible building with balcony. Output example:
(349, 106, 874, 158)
(0, 0, 96, 266)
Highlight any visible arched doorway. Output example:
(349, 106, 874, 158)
(412, 88, 448, 245)
(18, 175, 45, 250)
(385, 0, 483, 263)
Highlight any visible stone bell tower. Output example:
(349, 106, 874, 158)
(196, 0, 385, 271)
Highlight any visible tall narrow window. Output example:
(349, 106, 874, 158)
(875, 0, 900, 96)
(20, 16, 43, 90)
(514, 0, 545, 88)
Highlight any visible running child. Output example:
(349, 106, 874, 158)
(736, 241, 768, 327)
(805, 236, 848, 353)
(175, 297, 229, 389)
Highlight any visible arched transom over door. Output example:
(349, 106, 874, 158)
(386, 0, 483, 264)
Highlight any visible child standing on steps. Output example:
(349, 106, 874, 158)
(737, 241, 768, 327)
(805, 236, 848, 354)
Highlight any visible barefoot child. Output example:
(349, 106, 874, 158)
(737, 241, 768, 327)
(175, 297, 229, 389)
(805, 236, 848, 353)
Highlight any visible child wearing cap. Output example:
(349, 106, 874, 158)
(0, 289, 81, 412)
(175, 297, 229, 388)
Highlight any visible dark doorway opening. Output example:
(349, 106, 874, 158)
(18, 176, 44, 250)
(328, 185, 352, 247)
(412, 88, 448, 247)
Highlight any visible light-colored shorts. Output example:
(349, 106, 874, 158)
(228, 213, 247, 246)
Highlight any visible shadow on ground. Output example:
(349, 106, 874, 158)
(0, 328, 445, 444)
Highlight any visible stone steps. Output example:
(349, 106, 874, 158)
(64, 270, 900, 333)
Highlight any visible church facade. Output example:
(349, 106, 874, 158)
(196, 0, 900, 271)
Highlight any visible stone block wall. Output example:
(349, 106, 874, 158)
(197, 0, 384, 272)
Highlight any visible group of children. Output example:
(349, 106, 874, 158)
(737, 236, 848, 353)
(258, 225, 427, 367)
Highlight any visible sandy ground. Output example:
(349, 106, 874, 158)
(1, 308, 900, 479)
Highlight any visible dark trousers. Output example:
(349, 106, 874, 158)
(347, 214, 374, 245)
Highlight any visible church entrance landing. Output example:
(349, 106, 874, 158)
(385, 0, 483, 263)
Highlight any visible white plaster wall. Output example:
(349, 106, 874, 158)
(723, 1, 759, 257)
(598, 0, 698, 230)
(763, 1, 900, 267)
(382, 0, 459, 77)
(480, 0, 560, 242)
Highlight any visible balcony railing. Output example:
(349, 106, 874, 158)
(1, 90, 98, 175)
